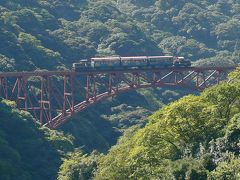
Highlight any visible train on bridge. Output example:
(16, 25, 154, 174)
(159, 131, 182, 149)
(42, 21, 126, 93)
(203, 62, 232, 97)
(73, 56, 191, 71)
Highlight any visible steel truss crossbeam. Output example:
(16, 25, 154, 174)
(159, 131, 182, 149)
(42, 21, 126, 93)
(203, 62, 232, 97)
(0, 66, 235, 129)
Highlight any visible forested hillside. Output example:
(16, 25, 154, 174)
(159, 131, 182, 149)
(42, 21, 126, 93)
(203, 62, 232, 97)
(0, 99, 74, 180)
(2, 70, 239, 179)
(0, 0, 195, 152)
(61, 69, 240, 179)
(1, 0, 240, 71)
(0, 0, 240, 179)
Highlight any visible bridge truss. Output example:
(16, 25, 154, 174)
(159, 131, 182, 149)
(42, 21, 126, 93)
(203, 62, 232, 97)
(0, 66, 235, 129)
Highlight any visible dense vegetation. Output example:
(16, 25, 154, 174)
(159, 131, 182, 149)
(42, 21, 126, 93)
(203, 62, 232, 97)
(59, 69, 240, 179)
(0, 0, 239, 72)
(0, 0, 196, 153)
(0, 98, 74, 180)
(0, 0, 240, 179)
(2, 70, 240, 179)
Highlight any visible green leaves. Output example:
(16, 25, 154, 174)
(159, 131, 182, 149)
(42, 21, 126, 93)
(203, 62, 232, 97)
(95, 77, 240, 179)
(160, 36, 215, 60)
(0, 0, 240, 179)
(0, 54, 15, 72)
(229, 67, 240, 82)
(202, 83, 240, 121)
(18, 32, 63, 69)
(0, 99, 74, 180)
(58, 150, 100, 180)
(0, 0, 239, 72)
(209, 156, 240, 180)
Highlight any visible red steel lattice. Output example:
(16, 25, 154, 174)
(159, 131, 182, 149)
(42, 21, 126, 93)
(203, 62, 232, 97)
(0, 66, 236, 129)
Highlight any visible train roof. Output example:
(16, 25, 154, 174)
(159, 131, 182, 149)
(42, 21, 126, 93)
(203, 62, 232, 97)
(91, 57, 120, 61)
(91, 56, 149, 61)
(91, 56, 181, 61)
(148, 56, 173, 58)
(121, 56, 148, 60)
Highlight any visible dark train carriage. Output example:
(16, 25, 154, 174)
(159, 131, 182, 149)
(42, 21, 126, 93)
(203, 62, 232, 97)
(91, 57, 121, 70)
(173, 57, 191, 67)
(121, 56, 148, 68)
(72, 59, 91, 71)
(148, 56, 174, 67)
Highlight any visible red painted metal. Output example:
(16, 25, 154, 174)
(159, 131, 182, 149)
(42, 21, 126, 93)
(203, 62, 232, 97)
(0, 66, 236, 129)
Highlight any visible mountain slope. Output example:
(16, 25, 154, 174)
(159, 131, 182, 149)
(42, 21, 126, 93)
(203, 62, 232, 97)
(95, 68, 240, 179)
(0, 98, 74, 180)
(0, 1, 240, 179)
(0, 0, 239, 72)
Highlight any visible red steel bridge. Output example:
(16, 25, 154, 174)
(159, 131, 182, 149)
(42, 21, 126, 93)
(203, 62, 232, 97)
(0, 66, 236, 129)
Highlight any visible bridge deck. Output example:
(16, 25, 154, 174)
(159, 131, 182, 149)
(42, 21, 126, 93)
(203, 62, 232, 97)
(0, 66, 235, 77)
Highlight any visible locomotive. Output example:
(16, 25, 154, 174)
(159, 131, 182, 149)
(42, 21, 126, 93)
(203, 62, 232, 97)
(72, 56, 191, 71)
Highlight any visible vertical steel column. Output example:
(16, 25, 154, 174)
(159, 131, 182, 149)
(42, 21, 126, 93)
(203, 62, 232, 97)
(24, 78, 28, 110)
(115, 73, 119, 93)
(137, 73, 140, 86)
(71, 75, 74, 113)
(108, 74, 112, 94)
(16, 77, 28, 110)
(17, 78, 20, 108)
(202, 72, 206, 88)
(48, 76, 52, 121)
(4, 77, 8, 100)
(153, 71, 162, 85)
(108, 73, 119, 94)
(0, 77, 7, 99)
(217, 70, 221, 84)
(10, 79, 18, 100)
(39, 76, 51, 124)
(93, 75, 97, 101)
(132, 73, 140, 87)
(152, 72, 157, 85)
(174, 71, 178, 84)
(196, 71, 200, 88)
(86, 75, 91, 101)
(0, 78, 2, 98)
(63, 75, 67, 114)
(63, 75, 75, 114)
(40, 77, 44, 124)
(108, 73, 119, 93)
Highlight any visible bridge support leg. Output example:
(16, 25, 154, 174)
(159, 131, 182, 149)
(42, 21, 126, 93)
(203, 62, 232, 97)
(86, 75, 91, 101)
(63, 75, 75, 115)
(16, 77, 28, 110)
(40, 76, 52, 125)
(108, 73, 119, 94)
(93, 76, 96, 101)
(0, 77, 8, 99)
(108, 74, 113, 94)
(196, 72, 200, 88)
(86, 74, 97, 102)
(217, 70, 222, 84)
